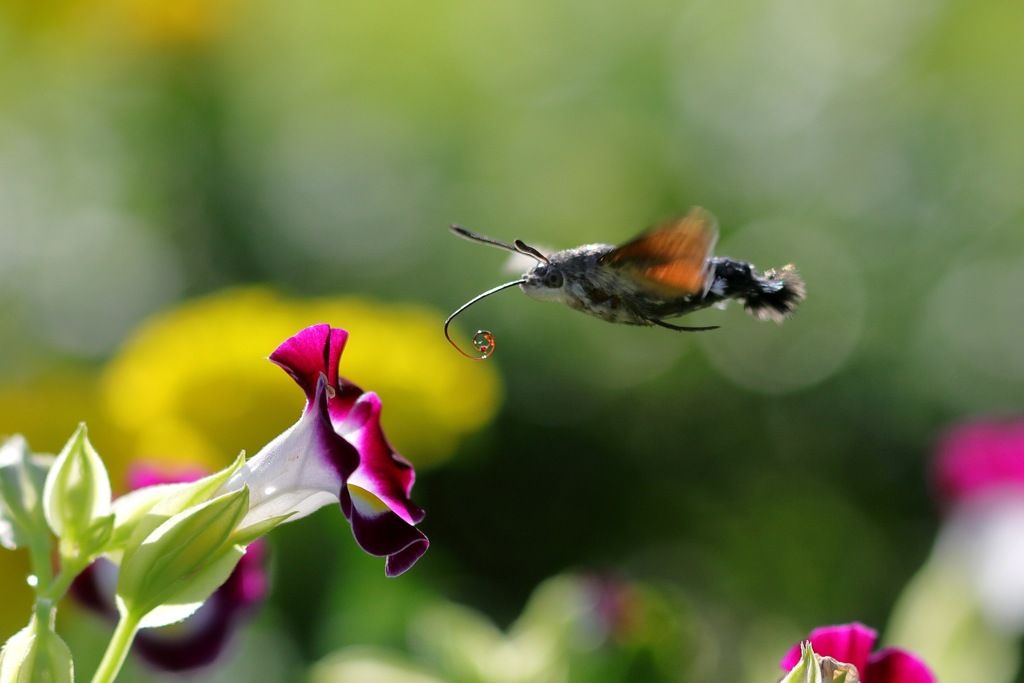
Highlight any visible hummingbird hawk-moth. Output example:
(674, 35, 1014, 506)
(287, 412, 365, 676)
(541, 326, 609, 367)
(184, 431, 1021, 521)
(444, 207, 806, 359)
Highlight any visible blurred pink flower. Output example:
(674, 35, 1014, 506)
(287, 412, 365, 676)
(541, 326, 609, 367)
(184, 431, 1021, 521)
(929, 417, 1024, 631)
(933, 419, 1024, 507)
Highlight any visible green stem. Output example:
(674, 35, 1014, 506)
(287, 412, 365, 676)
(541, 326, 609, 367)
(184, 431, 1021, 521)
(40, 554, 90, 603)
(90, 610, 142, 683)
(33, 597, 55, 627)
(27, 534, 54, 595)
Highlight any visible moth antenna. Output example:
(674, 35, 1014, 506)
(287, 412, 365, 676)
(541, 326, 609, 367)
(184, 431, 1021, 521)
(513, 239, 549, 263)
(444, 279, 526, 360)
(450, 225, 547, 263)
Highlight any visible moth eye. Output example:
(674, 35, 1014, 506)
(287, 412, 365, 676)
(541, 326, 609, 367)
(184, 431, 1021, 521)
(543, 270, 563, 289)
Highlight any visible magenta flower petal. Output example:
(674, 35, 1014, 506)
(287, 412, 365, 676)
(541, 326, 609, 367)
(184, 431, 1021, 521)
(384, 537, 430, 578)
(345, 392, 424, 525)
(865, 647, 937, 683)
(269, 323, 362, 414)
(348, 486, 429, 577)
(268, 323, 346, 397)
(934, 419, 1024, 507)
(806, 622, 876, 671)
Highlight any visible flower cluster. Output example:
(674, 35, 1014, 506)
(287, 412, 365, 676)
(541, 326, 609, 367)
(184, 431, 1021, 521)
(0, 322, 429, 682)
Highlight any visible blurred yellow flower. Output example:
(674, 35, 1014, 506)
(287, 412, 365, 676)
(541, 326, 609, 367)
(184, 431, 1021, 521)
(0, 373, 134, 484)
(113, 0, 235, 49)
(1, 0, 234, 53)
(100, 287, 501, 471)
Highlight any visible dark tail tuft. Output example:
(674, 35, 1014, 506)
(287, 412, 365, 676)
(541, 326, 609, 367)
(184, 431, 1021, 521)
(742, 264, 806, 322)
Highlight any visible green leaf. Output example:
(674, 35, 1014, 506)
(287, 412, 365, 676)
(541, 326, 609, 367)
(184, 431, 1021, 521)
(79, 515, 115, 559)
(0, 436, 51, 552)
(135, 545, 246, 629)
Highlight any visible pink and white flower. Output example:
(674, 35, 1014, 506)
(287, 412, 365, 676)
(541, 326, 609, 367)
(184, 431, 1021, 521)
(931, 418, 1024, 631)
(223, 324, 428, 577)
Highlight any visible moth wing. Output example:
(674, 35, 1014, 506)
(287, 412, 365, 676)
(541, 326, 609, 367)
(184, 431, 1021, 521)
(599, 207, 718, 294)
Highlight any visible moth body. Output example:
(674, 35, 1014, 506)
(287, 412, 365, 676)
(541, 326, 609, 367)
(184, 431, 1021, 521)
(445, 206, 806, 358)
(520, 245, 802, 326)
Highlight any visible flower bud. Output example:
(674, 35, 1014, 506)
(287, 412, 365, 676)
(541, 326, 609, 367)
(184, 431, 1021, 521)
(42, 424, 113, 560)
(778, 642, 826, 683)
(117, 487, 249, 626)
(0, 612, 74, 683)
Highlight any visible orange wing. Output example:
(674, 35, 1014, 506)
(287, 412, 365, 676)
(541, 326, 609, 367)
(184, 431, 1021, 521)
(600, 207, 718, 294)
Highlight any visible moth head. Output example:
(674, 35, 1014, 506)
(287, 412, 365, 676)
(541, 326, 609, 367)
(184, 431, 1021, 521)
(446, 224, 550, 359)
(521, 262, 567, 302)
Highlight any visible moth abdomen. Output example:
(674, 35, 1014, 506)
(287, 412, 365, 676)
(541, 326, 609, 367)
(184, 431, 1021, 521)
(709, 258, 805, 323)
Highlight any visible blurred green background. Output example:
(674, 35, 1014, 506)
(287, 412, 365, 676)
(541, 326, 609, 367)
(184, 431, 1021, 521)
(2, 0, 1023, 680)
